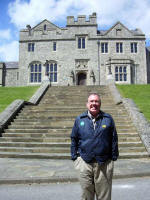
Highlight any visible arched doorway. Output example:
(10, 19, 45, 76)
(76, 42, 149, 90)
(77, 72, 87, 85)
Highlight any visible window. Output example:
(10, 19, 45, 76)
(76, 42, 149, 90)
(78, 37, 85, 49)
(44, 24, 47, 31)
(131, 43, 137, 53)
(53, 42, 56, 51)
(116, 43, 123, 53)
(30, 63, 42, 83)
(28, 43, 34, 52)
(115, 66, 127, 82)
(46, 63, 57, 82)
(101, 43, 108, 53)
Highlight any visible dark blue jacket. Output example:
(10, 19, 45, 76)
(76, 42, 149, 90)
(70, 110, 119, 163)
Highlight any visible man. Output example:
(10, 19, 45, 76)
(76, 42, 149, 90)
(71, 92, 119, 200)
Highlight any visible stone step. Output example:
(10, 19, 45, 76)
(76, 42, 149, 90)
(0, 85, 148, 160)
(119, 147, 146, 152)
(21, 109, 127, 114)
(0, 145, 146, 154)
(20, 107, 127, 113)
(0, 147, 70, 153)
(0, 152, 70, 159)
(13, 118, 132, 123)
(22, 106, 124, 111)
(0, 136, 143, 147)
(4, 128, 137, 134)
(3, 131, 140, 138)
(12, 121, 133, 127)
(0, 142, 70, 148)
(8, 124, 137, 131)
(2, 133, 141, 143)
(119, 152, 149, 159)
(0, 137, 70, 143)
(39, 101, 116, 106)
(16, 114, 129, 120)
(0, 152, 148, 160)
(0, 136, 144, 148)
(2, 135, 141, 143)
(18, 111, 128, 118)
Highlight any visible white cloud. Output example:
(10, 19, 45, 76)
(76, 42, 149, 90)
(8, 0, 150, 37)
(3, 0, 150, 62)
(0, 41, 18, 62)
(0, 29, 11, 40)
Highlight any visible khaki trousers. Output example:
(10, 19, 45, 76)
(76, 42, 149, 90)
(74, 157, 114, 200)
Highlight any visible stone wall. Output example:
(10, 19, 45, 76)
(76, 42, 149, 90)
(5, 68, 19, 87)
(18, 13, 147, 86)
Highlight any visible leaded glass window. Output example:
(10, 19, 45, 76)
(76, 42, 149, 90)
(115, 66, 127, 82)
(30, 63, 41, 82)
(46, 63, 57, 82)
(78, 37, 85, 49)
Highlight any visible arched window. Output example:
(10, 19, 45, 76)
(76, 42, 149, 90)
(46, 62, 57, 82)
(30, 63, 42, 83)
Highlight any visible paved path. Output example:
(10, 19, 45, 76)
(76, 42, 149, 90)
(0, 177, 150, 200)
(0, 158, 150, 184)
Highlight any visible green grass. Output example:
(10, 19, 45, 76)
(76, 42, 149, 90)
(0, 86, 39, 113)
(116, 85, 150, 121)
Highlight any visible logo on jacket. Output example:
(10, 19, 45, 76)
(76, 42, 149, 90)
(80, 121, 85, 126)
(102, 125, 106, 128)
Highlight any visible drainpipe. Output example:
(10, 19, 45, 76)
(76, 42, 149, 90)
(97, 40, 100, 85)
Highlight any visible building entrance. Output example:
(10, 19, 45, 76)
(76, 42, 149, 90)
(77, 73, 86, 85)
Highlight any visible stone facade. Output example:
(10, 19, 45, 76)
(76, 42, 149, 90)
(0, 62, 18, 87)
(18, 13, 147, 86)
(1, 13, 148, 86)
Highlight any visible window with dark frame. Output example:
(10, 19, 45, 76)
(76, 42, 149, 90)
(28, 43, 34, 52)
(131, 42, 137, 53)
(44, 24, 47, 31)
(101, 43, 108, 53)
(115, 66, 127, 82)
(30, 63, 41, 82)
(46, 63, 57, 82)
(53, 42, 56, 51)
(78, 37, 85, 49)
(116, 42, 123, 53)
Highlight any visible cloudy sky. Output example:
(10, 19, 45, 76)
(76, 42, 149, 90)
(0, 0, 150, 62)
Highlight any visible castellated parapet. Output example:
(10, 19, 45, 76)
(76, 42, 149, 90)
(67, 13, 97, 26)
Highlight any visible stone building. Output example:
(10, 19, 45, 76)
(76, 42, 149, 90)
(1, 13, 149, 86)
(0, 62, 18, 87)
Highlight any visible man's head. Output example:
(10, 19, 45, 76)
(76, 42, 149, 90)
(86, 92, 101, 118)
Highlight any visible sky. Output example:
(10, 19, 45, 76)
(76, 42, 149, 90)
(0, 0, 150, 62)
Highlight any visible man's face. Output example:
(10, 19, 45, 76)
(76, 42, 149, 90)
(86, 94, 101, 117)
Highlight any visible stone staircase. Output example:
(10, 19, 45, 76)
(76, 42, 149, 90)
(0, 86, 149, 159)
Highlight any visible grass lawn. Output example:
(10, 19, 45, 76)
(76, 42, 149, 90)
(0, 86, 39, 113)
(116, 84, 150, 121)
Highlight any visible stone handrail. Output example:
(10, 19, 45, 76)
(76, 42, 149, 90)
(108, 84, 122, 105)
(109, 83, 150, 155)
(0, 82, 49, 136)
(122, 98, 150, 155)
